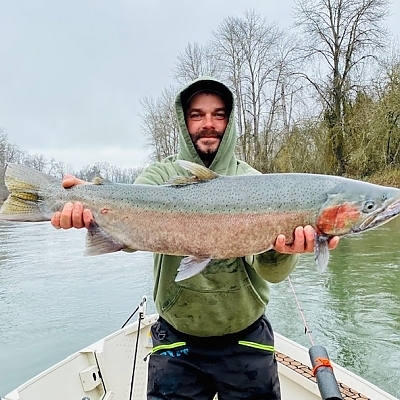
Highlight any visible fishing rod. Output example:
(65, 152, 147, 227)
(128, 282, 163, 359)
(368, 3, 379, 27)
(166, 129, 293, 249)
(127, 296, 147, 400)
(287, 276, 343, 400)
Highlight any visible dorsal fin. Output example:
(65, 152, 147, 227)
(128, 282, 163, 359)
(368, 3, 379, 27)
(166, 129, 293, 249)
(91, 176, 113, 185)
(166, 160, 219, 186)
(176, 160, 218, 180)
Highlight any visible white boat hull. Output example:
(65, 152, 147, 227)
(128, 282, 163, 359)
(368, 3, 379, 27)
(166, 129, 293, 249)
(2, 312, 397, 400)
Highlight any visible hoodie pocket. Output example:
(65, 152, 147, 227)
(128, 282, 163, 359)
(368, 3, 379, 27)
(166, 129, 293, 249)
(159, 259, 267, 336)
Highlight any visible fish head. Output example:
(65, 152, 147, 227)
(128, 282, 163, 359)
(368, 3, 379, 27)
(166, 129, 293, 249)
(316, 183, 400, 237)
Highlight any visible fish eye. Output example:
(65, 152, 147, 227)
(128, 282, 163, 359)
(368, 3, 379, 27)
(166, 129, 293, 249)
(363, 200, 376, 213)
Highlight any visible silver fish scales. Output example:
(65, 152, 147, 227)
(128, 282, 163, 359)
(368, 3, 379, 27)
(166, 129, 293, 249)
(1, 160, 400, 281)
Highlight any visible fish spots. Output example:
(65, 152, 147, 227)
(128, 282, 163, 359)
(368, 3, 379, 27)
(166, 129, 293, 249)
(316, 203, 360, 235)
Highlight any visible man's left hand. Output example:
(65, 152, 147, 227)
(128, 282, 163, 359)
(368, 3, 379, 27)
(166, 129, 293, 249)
(273, 225, 339, 254)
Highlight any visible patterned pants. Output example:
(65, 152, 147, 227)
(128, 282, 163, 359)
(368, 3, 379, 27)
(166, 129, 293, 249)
(147, 315, 281, 400)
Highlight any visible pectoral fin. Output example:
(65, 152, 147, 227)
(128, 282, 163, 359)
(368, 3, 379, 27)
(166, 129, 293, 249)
(314, 235, 330, 272)
(175, 256, 212, 282)
(85, 221, 128, 255)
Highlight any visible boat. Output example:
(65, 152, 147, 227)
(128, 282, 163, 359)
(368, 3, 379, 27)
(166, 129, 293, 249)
(2, 296, 397, 400)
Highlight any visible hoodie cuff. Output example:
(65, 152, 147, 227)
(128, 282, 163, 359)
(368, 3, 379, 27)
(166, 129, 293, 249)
(246, 251, 299, 283)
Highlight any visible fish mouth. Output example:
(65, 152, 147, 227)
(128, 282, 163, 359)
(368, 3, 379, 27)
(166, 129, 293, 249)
(354, 197, 400, 233)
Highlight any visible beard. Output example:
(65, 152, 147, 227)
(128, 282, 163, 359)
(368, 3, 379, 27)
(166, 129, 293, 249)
(191, 129, 224, 162)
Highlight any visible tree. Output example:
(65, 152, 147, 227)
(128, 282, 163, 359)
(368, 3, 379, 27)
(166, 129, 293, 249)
(294, 0, 390, 174)
(371, 62, 400, 170)
(48, 159, 71, 179)
(23, 153, 47, 171)
(174, 42, 220, 85)
(140, 86, 180, 162)
(209, 10, 301, 171)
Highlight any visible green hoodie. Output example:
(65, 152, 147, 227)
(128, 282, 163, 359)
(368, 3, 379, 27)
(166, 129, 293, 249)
(135, 77, 299, 336)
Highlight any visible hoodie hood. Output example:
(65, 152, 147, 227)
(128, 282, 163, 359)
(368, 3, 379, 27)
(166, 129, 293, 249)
(175, 76, 239, 175)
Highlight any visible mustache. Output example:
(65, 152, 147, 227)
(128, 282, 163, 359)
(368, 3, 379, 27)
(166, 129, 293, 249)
(191, 129, 224, 141)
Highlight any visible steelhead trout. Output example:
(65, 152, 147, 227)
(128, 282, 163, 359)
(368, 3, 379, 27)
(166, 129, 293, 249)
(1, 161, 400, 281)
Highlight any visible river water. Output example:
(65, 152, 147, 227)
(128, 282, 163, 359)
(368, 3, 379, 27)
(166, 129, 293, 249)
(0, 219, 399, 398)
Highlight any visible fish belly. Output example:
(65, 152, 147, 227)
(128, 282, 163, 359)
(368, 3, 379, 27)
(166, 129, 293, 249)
(95, 208, 316, 258)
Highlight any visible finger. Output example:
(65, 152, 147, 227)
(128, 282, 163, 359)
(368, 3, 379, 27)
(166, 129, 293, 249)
(71, 202, 85, 229)
(50, 212, 61, 229)
(291, 226, 306, 253)
(62, 175, 87, 188)
(273, 234, 287, 253)
(328, 236, 340, 250)
(74, 177, 87, 185)
(83, 208, 94, 229)
(62, 175, 77, 189)
(59, 202, 74, 229)
(303, 225, 316, 253)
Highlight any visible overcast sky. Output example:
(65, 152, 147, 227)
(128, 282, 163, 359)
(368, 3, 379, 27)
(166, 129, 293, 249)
(1, 1, 399, 171)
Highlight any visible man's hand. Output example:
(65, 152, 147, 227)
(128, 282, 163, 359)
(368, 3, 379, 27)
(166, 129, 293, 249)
(50, 175, 94, 230)
(273, 225, 339, 254)
(61, 174, 86, 189)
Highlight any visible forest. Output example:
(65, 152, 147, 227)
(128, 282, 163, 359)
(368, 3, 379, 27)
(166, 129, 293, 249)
(141, 0, 400, 186)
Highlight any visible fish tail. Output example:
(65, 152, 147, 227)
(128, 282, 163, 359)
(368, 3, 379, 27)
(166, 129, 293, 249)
(0, 163, 57, 222)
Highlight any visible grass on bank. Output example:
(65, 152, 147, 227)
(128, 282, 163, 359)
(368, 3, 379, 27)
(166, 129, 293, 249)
(366, 169, 400, 188)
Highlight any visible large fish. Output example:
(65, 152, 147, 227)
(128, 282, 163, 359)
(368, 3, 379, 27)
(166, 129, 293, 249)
(1, 161, 400, 281)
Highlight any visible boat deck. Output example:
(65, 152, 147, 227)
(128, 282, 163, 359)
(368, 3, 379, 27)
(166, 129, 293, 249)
(3, 313, 396, 400)
(276, 351, 370, 400)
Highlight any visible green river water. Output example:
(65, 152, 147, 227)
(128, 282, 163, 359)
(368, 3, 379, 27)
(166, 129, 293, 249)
(0, 219, 399, 398)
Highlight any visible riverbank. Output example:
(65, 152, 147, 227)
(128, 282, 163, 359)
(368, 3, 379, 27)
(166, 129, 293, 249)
(366, 169, 400, 187)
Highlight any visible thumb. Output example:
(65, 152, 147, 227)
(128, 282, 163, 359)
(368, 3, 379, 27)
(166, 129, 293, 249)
(62, 174, 86, 188)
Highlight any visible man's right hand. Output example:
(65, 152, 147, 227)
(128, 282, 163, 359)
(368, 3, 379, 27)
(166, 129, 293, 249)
(50, 175, 94, 230)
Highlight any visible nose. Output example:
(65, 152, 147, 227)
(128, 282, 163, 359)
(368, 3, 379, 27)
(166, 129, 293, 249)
(203, 113, 215, 129)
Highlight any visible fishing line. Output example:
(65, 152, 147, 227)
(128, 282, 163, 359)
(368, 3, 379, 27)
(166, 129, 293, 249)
(287, 276, 343, 400)
(287, 275, 315, 346)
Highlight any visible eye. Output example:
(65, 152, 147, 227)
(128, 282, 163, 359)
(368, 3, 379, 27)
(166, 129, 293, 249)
(214, 112, 226, 120)
(363, 200, 376, 213)
(189, 112, 202, 121)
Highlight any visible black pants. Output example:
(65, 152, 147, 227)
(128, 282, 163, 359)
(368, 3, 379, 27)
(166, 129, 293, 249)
(147, 315, 281, 400)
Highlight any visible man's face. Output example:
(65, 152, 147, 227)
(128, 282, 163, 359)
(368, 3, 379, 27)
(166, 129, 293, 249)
(185, 92, 229, 165)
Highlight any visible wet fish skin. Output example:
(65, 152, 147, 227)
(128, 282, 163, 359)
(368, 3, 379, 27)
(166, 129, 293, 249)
(1, 161, 400, 281)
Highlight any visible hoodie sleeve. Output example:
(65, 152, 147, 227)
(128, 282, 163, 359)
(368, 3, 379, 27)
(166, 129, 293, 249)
(134, 159, 180, 186)
(245, 251, 299, 283)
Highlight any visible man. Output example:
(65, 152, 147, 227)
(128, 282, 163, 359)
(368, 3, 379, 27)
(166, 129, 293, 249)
(52, 77, 339, 399)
